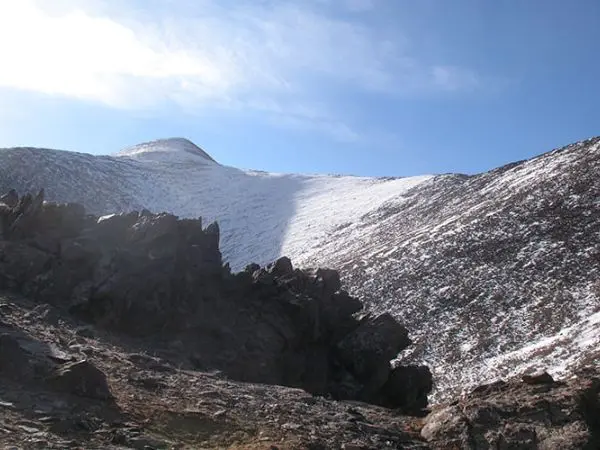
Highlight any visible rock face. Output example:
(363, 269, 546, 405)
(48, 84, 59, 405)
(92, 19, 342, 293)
(0, 333, 35, 380)
(423, 370, 600, 449)
(0, 189, 432, 412)
(48, 360, 112, 400)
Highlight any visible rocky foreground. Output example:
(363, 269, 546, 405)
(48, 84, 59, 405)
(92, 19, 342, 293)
(1, 190, 600, 449)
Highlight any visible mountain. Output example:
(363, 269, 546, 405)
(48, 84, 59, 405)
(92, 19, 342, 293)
(3, 201, 599, 449)
(0, 137, 431, 271)
(1, 135, 599, 402)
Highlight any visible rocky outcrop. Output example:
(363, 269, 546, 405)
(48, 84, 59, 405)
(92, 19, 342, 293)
(48, 360, 112, 400)
(0, 333, 36, 380)
(0, 189, 432, 412)
(423, 369, 600, 449)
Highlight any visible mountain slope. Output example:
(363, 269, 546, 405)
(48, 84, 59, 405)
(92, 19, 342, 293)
(0, 138, 432, 271)
(1, 136, 599, 401)
(304, 137, 600, 400)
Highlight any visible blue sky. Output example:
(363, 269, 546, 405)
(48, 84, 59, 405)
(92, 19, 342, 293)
(0, 0, 598, 177)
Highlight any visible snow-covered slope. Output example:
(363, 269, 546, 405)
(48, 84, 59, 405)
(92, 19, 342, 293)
(1, 135, 600, 402)
(118, 137, 217, 163)
(0, 138, 431, 270)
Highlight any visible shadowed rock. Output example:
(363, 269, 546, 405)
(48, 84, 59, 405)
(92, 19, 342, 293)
(48, 360, 112, 400)
(0, 189, 432, 411)
(0, 333, 34, 380)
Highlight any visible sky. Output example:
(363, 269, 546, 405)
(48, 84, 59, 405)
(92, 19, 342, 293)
(0, 0, 599, 177)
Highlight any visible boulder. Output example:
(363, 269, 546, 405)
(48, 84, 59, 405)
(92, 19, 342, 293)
(521, 370, 554, 385)
(332, 314, 416, 406)
(0, 189, 18, 208)
(336, 313, 411, 382)
(0, 242, 51, 289)
(314, 268, 341, 298)
(381, 365, 433, 413)
(244, 263, 260, 274)
(0, 333, 34, 380)
(320, 291, 362, 340)
(204, 221, 220, 248)
(267, 256, 294, 277)
(8, 189, 45, 239)
(48, 360, 112, 400)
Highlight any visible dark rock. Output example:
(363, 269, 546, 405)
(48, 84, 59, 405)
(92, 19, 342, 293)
(37, 202, 86, 240)
(332, 314, 418, 406)
(522, 370, 554, 385)
(267, 256, 294, 277)
(205, 221, 220, 248)
(48, 360, 112, 400)
(128, 371, 166, 391)
(0, 242, 51, 289)
(60, 238, 98, 262)
(470, 379, 507, 396)
(24, 304, 61, 326)
(336, 313, 411, 382)
(380, 365, 433, 413)
(0, 189, 18, 208)
(74, 325, 96, 338)
(0, 190, 430, 412)
(252, 268, 275, 285)
(314, 268, 341, 298)
(321, 291, 363, 340)
(0, 333, 33, 380)
(244, 263, 260, 274)
(85, 212, 139, 246)
(8, 189, 45, 239)
(423, 370, 600, 449)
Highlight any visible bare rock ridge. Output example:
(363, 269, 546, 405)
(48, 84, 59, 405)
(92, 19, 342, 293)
(0, 189, 432, 413)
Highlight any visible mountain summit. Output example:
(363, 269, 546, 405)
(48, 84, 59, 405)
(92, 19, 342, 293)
(116, 137, 217, 163)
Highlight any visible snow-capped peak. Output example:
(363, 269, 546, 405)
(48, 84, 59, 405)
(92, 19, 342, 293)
(116, 138, 217, 164)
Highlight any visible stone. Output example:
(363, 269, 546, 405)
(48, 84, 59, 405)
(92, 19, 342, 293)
(314, 268, 341, 298)
(74, 325, 96, 338)
(336, 313, 411, 382)
(267, 256, 294, 277)
(0, 242, 51, 289)
(8, 189, 45, 239)
(0, 189, 18, 208)
(244, 263, 260, 274)
(522, 370, 554, 385)
(48, 360, 112, 400)
(381, 365, 433, 413)
(0, 333, 33, 380)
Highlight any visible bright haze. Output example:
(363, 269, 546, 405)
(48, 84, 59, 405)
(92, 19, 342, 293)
(0, 0, 598, 176)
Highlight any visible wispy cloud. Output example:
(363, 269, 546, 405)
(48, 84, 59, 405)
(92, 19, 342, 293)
(0, 0, 486, 142)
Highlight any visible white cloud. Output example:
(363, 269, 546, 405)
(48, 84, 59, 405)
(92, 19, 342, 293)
(0, 1, 238, 107)
(0, 0, 485, 141)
